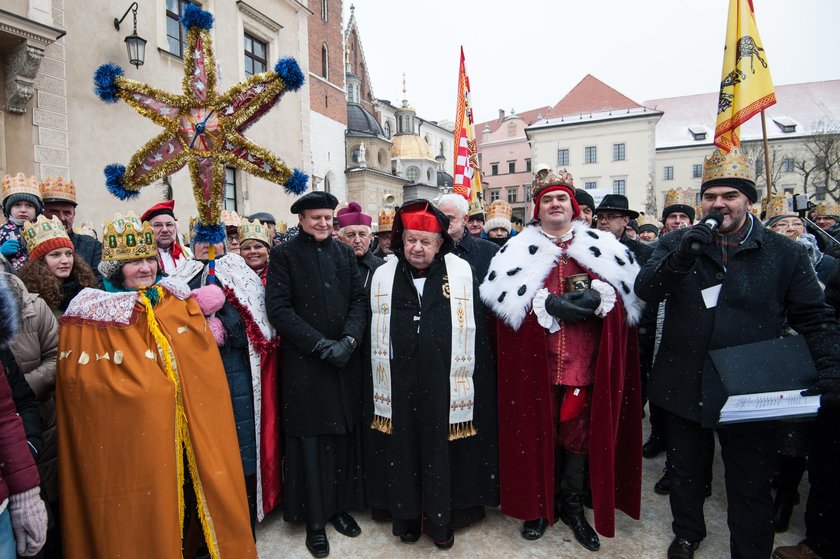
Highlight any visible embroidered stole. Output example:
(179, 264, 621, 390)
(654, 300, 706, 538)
(370, 253, 478, 440)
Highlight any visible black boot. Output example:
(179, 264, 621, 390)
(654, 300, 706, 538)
(559, 452, 600, 552)
(772, 455, 806, 532)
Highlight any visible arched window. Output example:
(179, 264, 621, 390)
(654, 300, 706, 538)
(406, 166, 420, 182)
(324, 174, 331, 193)
(383, 121, 391, 138)
(427, 168, 433, 182)
(321, 45, 328, 79)
(321, 0, 328, 21)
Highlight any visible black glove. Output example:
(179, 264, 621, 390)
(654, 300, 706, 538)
(565, 288, 601, 311)
(313, 337, 334, 356)
(320, 335, 357, 369)
(801, 378, 840, 407)
(669, 223, 716, 271)
(545, 293, 596, 324)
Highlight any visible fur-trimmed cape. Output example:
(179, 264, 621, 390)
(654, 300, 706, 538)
(480, 221, 644, 329)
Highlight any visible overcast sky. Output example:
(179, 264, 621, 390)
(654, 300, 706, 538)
(343, 0, 840, 124)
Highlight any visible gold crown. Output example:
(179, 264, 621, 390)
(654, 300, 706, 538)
(102, 212, 158, 261)
(378, 209, 395, 232)
(40, 176, 76, 204)
(2, 172, 40, 201)
(221, 209, 242, 228)
(238, 218, 272, 246)
(636, 214, 661, 228)
(277, 221, 287, 235)
(663, 187, 695, 208)
(22, 215, 71, 256)
(702, 147, 756, 185)
(763, 195, 794, 222)
(486, 200, 512, 222)
(531, 167, 574, 200)
(813, 201, 840, 218)
(468, 197, 485, 218)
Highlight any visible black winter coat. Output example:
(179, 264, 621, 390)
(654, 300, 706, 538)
(621, 235, 656, 382)
(70, 232, 102, 280)
(635, 221, 840, 427)
(451, 229, 499, 285)
(266, 230, 367, 437)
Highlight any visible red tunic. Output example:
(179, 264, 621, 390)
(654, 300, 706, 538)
(496, 259, 642, 537)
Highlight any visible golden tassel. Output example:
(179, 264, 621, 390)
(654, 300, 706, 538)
(371, 416, 392, 435)
(448, 421, 477, 441)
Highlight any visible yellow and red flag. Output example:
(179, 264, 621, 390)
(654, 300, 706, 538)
(452, 47, 483, 210)
(714, 0, 776, 152)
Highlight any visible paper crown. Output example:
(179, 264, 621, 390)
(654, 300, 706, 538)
(636, 213, 661, 228)
(22, 215, 73, 261)
(277, 221, 288, 235)
(2, 172, 40, 201)
(531, 168, 575, 200)
(468, 197, 485, 218)
(813, 201, 840, 218)
(663, 187, 695, 209)
(238, 218, 272, 247)
(102, 212, 158, 262)
(40, 176, 76, 204)
(702, 147, 756, 185)
(221, 210, 242, 228)
(486, 200, 512, 222)
(763, 195, 795, 222)
(378, 209, 395, 233)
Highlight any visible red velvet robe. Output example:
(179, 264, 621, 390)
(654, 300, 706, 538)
(495, 274, 642, 537)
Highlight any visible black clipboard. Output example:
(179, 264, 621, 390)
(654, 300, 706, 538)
(708, 336, 818, 396)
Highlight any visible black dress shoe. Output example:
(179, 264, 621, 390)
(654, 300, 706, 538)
(433, 530, 455, 550)
(398, 519, 421, 544)
(330, 511, 361, 537)
(667, 537, 699, 559)
(521, 517, 549, 540)
(642, 436, 665, 458)
(305, 528, 330, 558)
(654, 472, 672, 495)
(559, 507, 600, 551)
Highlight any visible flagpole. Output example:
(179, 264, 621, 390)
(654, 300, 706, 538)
(760, 110, 772, 199)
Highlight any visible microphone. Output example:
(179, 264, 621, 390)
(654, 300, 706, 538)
(689, 211, 724, 255)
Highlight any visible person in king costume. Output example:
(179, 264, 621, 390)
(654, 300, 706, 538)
(480, 168, 643, 551)
(56, 213, 255, 559)
(366, 200, 498, 549)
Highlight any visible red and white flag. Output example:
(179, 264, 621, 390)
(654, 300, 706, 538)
(452, 47, 483, 208)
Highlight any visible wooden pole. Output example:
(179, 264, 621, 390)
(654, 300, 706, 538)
(760, 110, 772, 199)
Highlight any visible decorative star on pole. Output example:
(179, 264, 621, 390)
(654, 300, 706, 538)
(94, 4, 307, 243)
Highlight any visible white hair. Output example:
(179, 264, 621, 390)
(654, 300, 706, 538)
(437, 194, 469, 216)
(338, 225, 371, 237)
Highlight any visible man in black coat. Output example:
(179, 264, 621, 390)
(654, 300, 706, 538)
(635, 148, 840, 559)
(366, 200, 498, 549)
(266, 191, 366, 558)
(436, 194, 498, 284)
(40, 177, 102, 279)
(336, 202, 383, 293)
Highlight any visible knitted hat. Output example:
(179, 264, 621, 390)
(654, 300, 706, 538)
(22, 215, 73, 261)
(484, 200, 513, 234)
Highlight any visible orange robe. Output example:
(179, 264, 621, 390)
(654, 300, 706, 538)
(56, 282, 256, 559)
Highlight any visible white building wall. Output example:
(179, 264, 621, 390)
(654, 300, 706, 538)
(528, 115, 661, 213)
(310, 111, 347, 200)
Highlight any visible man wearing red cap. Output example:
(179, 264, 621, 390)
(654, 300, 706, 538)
(480, 168, 643, 551)
(366, 200, 498, 550)
(141, 200, 189, 274)
(336, 202, 383, 293)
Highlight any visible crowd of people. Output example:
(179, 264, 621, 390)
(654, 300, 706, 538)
(0, 145, 838, 559)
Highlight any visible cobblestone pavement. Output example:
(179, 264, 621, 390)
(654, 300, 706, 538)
(256, 423, 806, 558)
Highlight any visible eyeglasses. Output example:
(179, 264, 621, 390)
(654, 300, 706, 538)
(151, 222, 176, 230)
(596, 213, 627, 221)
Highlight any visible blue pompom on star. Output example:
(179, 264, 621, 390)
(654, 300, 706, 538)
(274, 58, 304, 91)
(93, 63, 125, 103)
(103, 164, 139, 200)
(180, 3, 214, 30)
(193, 222, 226, 244)
(284, 169, 309, 195)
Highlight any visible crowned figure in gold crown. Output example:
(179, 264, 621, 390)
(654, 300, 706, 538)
(481, 167, 644, 550)
(56, 212, 257, 559)
(635, 147, 840, 559)
(484, 199, 514, 246)
(1, 173, 43, 271)
(374, 208, 396, 257)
